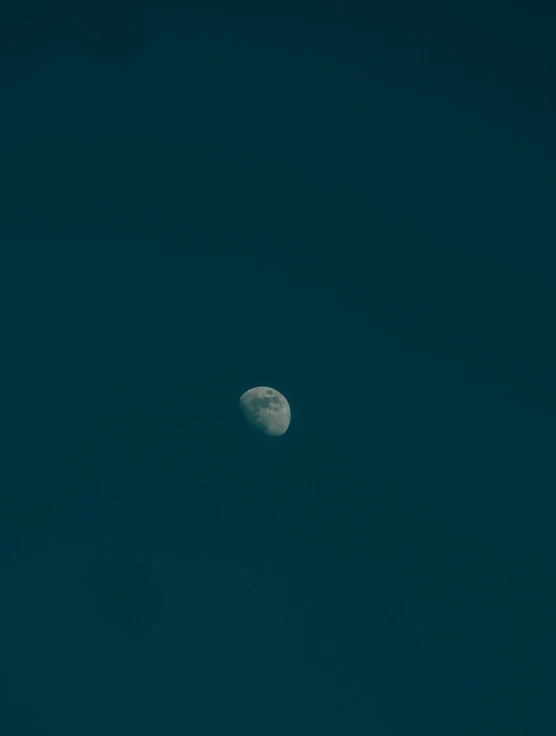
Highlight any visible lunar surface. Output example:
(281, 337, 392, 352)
(238, 386, 291, 437)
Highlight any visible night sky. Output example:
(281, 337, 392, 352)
(1, 2, 554, 734)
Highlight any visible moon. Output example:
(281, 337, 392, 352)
(238, 386, 291, 437)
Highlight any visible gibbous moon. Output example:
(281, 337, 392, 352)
(239, 386, 291, 437)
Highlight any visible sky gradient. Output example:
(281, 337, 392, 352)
(1, 2, 554, 734)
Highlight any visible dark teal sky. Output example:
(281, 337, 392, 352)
(1, 2, 554, 734)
